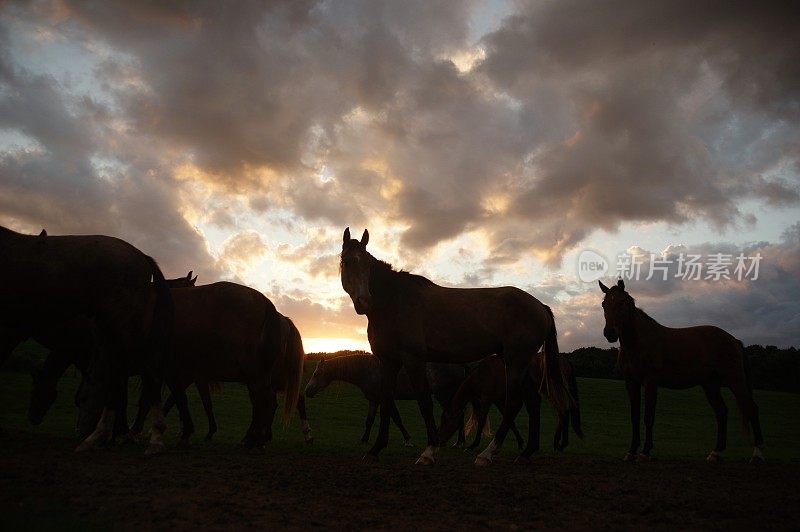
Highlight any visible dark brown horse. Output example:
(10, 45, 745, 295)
(0, 225, 177, 454)
(153, 313, 312, 444)
(304, 354, 469, 446)
(441, 354, 583, 457)
(27, 272, 198, 439)
(599, 279, 764, 462)
(135, 281, 296, 448)
(339, 228, 570, 465)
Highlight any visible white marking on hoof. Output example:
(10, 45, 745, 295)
(76, 408, 115, 452)
(415, 446, 437, 465)
(623, 452, 636, 462)
(751, 446, 765, 463)
(475, 439, 498, 466)
(302, 420, 311, 433)
(706, 450, 722, 462)
(636, 453, 651, 462)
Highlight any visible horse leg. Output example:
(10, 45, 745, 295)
(241, 383, 267, 450)
(624, 378, 641, 461)
(262, 390, 278, 443)
(476, 352, 528, 466)
(510, 418, 525, 451)
(702, 384, 728, 462)
(519, 381, 541, 460)
(296, 395, 313, 443)
(467, 400, 491, 451)
(389, 401, 413, 445)
(366, 358, 402, 460)
(555, 408, 570, 451)
(197, 381, 218, 441)
(129, 384, 152, 438)
(729, 376, 765, 462)
(362, 401, 378, 443)
(640, 381, 657, 460)
(404, 360, 439, 465)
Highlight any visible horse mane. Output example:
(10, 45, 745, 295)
(370, 256, 436, 289)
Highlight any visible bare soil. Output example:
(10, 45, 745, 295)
(1, 430, 798, 530)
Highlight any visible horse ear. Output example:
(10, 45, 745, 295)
(343, 227, 351, 244)
(361, 229, 369, 246)
(186, 271, 193, 280)
(191, 275, 198, 285)
(599, 280, 609, 293)
(39, 229, 47, 236)
(617, 279, 625, 290)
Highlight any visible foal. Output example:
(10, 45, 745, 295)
(599, 279, 764, 462)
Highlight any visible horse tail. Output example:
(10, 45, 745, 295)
(144, 255, 173, 376)
(566, 359, 584, 439)
(280, 316, 304, 424)
(541, 305, 571, 416)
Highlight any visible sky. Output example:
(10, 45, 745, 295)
(1, 0, 798, 352)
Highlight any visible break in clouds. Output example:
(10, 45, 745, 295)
(1, 1, 798, 348)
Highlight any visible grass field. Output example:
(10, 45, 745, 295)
(1, 365, 797, 462)
(1, 365, 799, 529)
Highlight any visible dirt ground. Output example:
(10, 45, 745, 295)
(1, 430, 798, 530)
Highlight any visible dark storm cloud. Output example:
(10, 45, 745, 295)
(479, 0, 800, 262)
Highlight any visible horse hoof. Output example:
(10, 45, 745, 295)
(362, 453, 379, 463)
(706, 451, 722, 463)
(514, 455, 532, 465)
(750, 455, 766, 465)
(637, 453, 651, 462)
(404, 439, 414, 447)
(145, 442, 166, 456)
(474, 456, 492, 467)
(415, 455, 435, 466)
(204, 434, 214, 442)
(305, 437, 315, 445)
(177, 437, 192, 449)
(74, 440, 95, 453)
(623, 452, 636, 462)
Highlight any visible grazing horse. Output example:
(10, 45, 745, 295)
(304, 354, 469, 446)
(0, 225, 176, 454)
(154, 314, 312, 444)
(441, 354, 583, 457)
(339, 228, 570, 465)
(118, 281, 297, 448)
(27, 273, 198, 438)
(599, 279, 764, 462)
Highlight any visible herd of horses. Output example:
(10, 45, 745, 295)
(0, 224, 765, 466)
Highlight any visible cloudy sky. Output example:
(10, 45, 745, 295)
(1, 0, 798, 352)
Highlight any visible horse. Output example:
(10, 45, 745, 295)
(151, 314, 312, 444)
(304, 354, 469, 446)
(0, 225, 177, 454)
(339, 227, 571, 465)
(441, 354, 583, 457)
(599, 279, 764, 462)
(27, 272, 198, 439)
(106, 281, 297, 448)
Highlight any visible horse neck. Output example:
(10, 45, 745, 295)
(619, 308, 663, 352)
(328, 356, 374, 387)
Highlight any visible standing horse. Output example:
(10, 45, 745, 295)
(27, 272, 198, 439)
(304, 354, 469, 446)
(120, 281, 297, 448)
(155, 314, 312, 444)
(339, 228, 570, 465)
(0, 225, 177, 454)
(599, 279, 764, 462)
(441, 354, 583, 456)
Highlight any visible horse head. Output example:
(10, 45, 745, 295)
(304, 359, 330, 398)
(599, 279, 635, 343)
(341, 227, 372, 315)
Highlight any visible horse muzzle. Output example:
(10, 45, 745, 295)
(603, 327, 618, 343)
(353, 297, 370, 315)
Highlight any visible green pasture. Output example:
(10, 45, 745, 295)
(1, 364, 798, 463)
